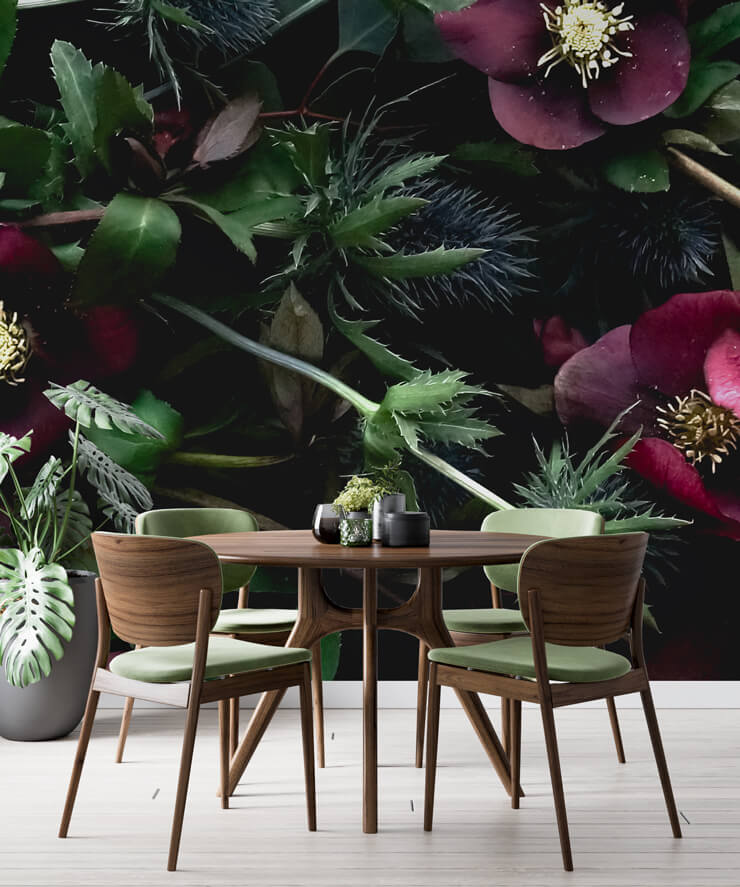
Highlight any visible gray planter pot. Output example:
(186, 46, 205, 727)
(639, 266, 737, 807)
(372, 493, 406, 542)
(0, 571, 98, 741)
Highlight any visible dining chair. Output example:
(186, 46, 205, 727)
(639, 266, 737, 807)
(415, 508, 626, 769)
(113, 507, 325, 768)
(59, 532, 316, 872)
(423, 533, 681, 871)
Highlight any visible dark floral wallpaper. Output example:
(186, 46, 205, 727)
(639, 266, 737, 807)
(1, 0, 738, 682)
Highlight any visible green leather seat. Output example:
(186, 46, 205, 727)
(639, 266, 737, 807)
(429, 636, 631, 684)
(443, 509, 603, 635)
(110, 636, 311, 684)
(136, 508, 299, 634)
(442, 608, 527, 634)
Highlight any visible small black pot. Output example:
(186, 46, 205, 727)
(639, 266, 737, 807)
(384, 512, 431, 547)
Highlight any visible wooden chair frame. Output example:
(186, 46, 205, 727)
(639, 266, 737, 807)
(59, 537, 316, 872)
(423, 536, 681, 872)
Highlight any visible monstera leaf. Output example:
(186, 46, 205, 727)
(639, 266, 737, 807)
(45, 381, 163, 439)
(0, 548, 74, 688)
(23, 456, 63, 519)
(75, 434, 154, 514)
(0, 431, 32, 483)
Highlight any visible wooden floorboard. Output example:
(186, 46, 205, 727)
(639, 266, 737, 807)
(1, 707, 738, 886)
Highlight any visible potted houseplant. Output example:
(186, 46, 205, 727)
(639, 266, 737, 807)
(0, 380, 163, 740)
(334, 464, 417, 543)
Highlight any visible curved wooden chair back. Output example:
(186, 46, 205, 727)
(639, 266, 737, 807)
(91, 532, 223, 647)
(517, 533, 648, 647)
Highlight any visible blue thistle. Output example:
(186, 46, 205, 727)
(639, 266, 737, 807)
(386, 180, 535, 314)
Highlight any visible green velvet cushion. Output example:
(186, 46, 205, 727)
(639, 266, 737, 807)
(110, 636, 311, 683)
(136, 508, 258, 591)
(214, 608, 298, 634)
(443, 608, 527, 635)
(481, 508, 603, 592)
(428, 636, 631, 683)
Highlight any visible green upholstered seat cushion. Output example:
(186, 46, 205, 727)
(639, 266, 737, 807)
(136, 508, 258, 591)
(110, 636, 311, 683)
(428, 636, 631, 683)
(213, 608, 297, 634)
(443, 608, 527, 635)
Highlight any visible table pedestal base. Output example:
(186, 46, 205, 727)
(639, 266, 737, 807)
(226, 566, 514, 831)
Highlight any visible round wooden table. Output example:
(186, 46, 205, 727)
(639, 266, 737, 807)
(189, 528, 544, 833)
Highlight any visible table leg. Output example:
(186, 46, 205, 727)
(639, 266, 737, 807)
(363, 568, 378, 834)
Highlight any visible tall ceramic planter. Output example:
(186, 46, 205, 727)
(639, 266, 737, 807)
(372, 494, 406, 542)
(0, 571, 98, 741)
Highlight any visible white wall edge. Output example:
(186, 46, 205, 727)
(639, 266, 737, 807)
(99, 680, 740, 710)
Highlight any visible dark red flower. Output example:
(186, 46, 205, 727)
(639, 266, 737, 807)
(554, 291, 740, 537)
(534, 315, 588, 368)
(436, 0, 690, 149)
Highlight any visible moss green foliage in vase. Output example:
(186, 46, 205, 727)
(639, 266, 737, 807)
(0, 381, 163, 688)
(334, 475, 382, 514)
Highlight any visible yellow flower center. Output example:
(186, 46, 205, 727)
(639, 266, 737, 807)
(657, 390, 740, 474)
(538, 1, 634, 88)
(0, 301, 31, 386)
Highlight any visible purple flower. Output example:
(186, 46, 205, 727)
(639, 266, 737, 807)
(436, 0, 691, 150)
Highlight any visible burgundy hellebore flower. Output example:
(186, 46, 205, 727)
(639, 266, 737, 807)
(555, 290, 740, 538)
(0, 226, 139, 461)
(534, 315, 588, 368)
(436, 0, 691, 149)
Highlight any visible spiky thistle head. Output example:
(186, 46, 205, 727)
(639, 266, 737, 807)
(385, 179, 535, 315)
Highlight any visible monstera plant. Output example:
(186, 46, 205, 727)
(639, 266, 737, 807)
(0, 380, 163, 689)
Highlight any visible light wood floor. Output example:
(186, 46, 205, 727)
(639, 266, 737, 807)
(0, 706, 738, 886)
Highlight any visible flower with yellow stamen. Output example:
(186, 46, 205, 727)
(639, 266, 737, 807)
(0, 302, 31, 386)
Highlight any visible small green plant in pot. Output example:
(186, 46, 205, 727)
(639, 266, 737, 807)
(0, 381, 163, 740)
(334, 463, 417, 543)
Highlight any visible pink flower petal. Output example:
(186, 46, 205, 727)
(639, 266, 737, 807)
(630, 291, 740, 396)
(628, 437, 723, 518)
(555, 325, 659, 431)
(535, 315, 588, 368)
(435, 0, 549, 82)
(704, 329, 740, 417)
(488, 75, 606, 150)
(588, 13, 690, 125)
(0, 226, 61, 275)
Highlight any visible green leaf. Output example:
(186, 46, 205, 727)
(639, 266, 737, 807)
(50, 241, 84, 271)
(0, 431, 32, 483)
(328, 296, 417, 381)
(0, 548, 74, 688)
(76, 433, 154, 513)
(55, 489, 92, 554)
(366, 153, 445, 196)
(662, 128, 729, 156)
(700, 80, 740, 144)
(23, 456, 63, 519)
(381, 369, 478, 412)
(688, 2, 740, 60)
(412, 0, 475, 11)
(453, 140, 540, 177)
(0, 123, 51, 193)
(330, 196, 426, 248)
(272, 124, 331, 187)
(84, 389, 183, 485)
(664, 60, 740, 118)
(602, 147, 670, 193)
(320, 632, 341, 681)
(72, 193, 181, 305)
(335, 0, 399, 60)
(50, 41, 101, 178)
(0, 0, 16, 80)
(44, 380, 164, 439)
(415, 413, 501, 447)
(172, 197, 257, 261)
(401, 5, 453, 62)
(229, 194, 303, 228)
(151, 0, 208, 30)
(353, 245, 487, 279)
(93, 66, 153, 172)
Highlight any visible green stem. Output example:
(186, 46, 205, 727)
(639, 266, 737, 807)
(412, 447, 514, 512)
(152, 293, 379, 417)
(0, 486, 30, 548)
(269, 0, 330, 34)
(52, 421, 80, 562)
(167, 452, 294, 469)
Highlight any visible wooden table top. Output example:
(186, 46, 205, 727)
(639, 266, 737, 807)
(188, 529, 546, 569)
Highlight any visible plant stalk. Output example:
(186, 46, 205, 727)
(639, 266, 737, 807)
(411, 447, 513, 512)
(667, 148, 740, 209)
(167, 452, 294, 468)
(16, 208, 105, 228)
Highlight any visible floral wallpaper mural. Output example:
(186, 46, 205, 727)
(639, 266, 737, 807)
(0, 0, 738, 683)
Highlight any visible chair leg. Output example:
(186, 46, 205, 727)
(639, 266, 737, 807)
(167, 692, 203, 871)
(59, 689, 101, 838)
(229, 697, 239, 758)
(640, 687, 682, 838)
(606, 696, 626, 764)
(423, 662, 441, 832)
(310, 642, 325, 769)
(114, 696, 135, 763)
(510, 699, 521, 810)
(501, 697, 511, 758)
(539, 696, 573, 871)
(415, 641, 429, 768)
(218, 700, 230, 810)
(299, 662, 318, 832)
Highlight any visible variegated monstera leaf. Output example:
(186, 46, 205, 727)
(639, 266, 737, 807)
(0, 548, 75, 688)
